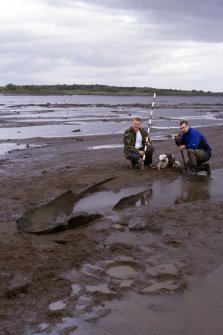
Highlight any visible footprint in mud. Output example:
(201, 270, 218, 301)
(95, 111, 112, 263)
(79, 258, 141, 289)
(64, 257, 143, 304)
(141, 279, 183, 294)
(146, 263, 181, 278)
(36, 258, 188, 335)
(141, 263, 186, 294)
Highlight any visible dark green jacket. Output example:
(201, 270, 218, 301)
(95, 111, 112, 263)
(123, 127, 149, 159)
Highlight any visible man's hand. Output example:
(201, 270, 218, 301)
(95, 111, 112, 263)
(139, 150, 145, 157)
(179, 145, 186, 151)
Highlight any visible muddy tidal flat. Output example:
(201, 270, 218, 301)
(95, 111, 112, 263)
(0, 95, 223, 335)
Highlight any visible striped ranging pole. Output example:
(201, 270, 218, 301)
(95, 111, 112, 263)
(141, 92, 156, 170)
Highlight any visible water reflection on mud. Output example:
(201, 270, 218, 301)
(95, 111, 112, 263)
(174, 176, 211, 204)
(17, 170, 223, 234)
(113, 190, 153, 210)
(74, 169, 222, 212)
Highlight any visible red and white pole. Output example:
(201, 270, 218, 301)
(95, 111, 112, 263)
(141, 92, 156, 170)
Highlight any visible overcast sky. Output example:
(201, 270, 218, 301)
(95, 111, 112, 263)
(0, 0, 223, 91)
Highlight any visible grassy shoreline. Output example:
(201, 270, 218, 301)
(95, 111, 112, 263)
(0, 84, 222, 96)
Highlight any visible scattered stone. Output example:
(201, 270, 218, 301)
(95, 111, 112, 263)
(128, 217, 146, 231)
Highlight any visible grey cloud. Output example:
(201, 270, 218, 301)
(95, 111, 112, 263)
(46, 0, 223, 42)
(1, 0, 223, 90)
(75, 0, 223, 20)
(45, 0, 223, 20)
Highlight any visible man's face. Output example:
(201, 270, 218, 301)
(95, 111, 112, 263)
(180, 122, 189, 134)
(132, 120, 141, 132)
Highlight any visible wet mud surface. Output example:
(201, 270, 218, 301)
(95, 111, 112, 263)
(0, 120, 223, 334)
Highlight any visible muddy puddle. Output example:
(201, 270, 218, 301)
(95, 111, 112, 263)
(17, 169, 223, 234)
(74, 169, 222, 213)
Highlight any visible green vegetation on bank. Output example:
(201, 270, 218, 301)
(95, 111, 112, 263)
(0, 83, 222, 96)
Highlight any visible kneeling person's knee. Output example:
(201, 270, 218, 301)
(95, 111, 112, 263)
(130, 151, 140, 161)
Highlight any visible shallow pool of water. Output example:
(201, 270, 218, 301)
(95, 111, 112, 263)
(74, 169, 223, 213)
(17, 170, 223, 234)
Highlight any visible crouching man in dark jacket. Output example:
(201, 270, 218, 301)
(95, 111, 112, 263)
(175, 120, 212, 174)
(123, 117, 154, 168)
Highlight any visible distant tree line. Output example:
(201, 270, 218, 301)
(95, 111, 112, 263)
(0, 83, 221, 96)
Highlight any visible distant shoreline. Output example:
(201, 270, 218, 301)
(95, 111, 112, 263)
(1, 93, 223, 97)
(0, 84, 222, 96)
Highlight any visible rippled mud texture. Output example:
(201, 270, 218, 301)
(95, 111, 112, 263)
(0, 120, 223, 334)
